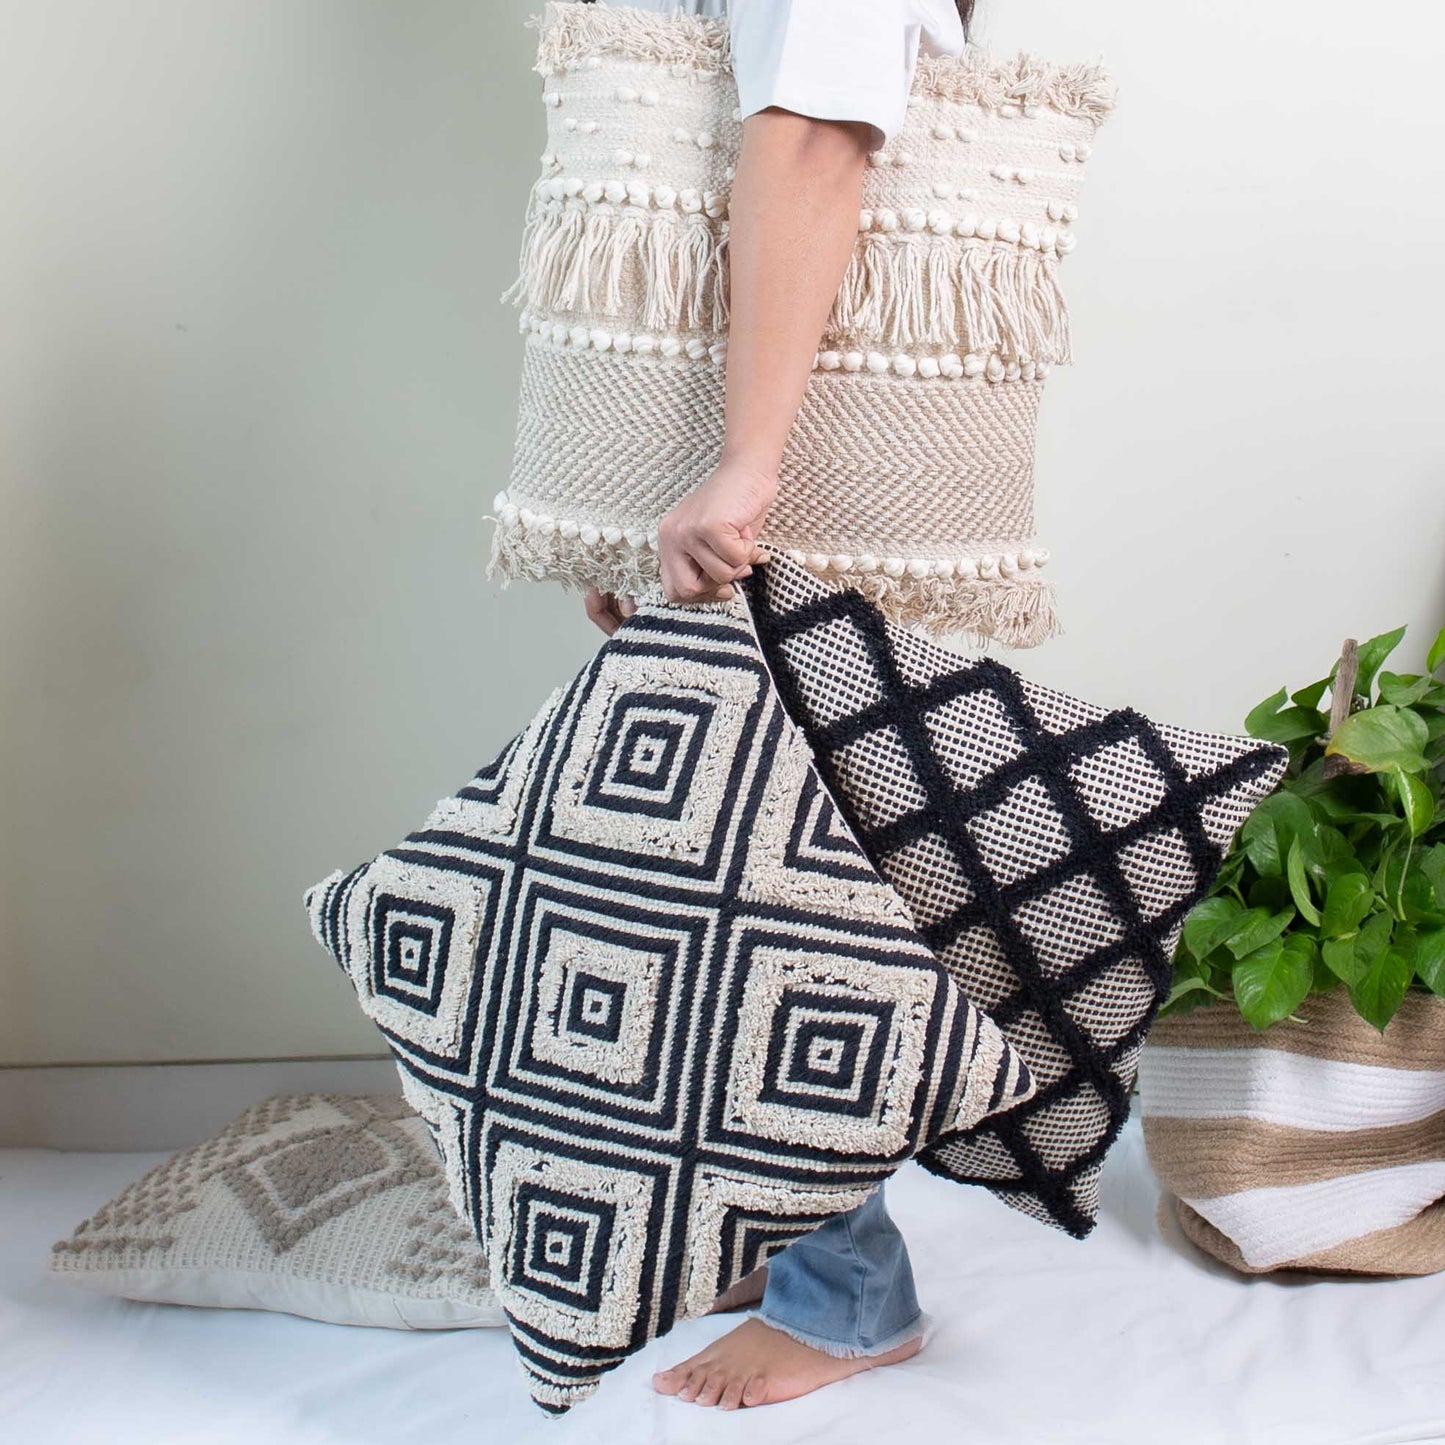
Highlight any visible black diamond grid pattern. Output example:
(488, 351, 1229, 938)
(305, 603, 1031, 1413)
(744, 557, 1289, 1238)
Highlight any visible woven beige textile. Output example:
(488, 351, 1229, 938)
(1140, 992, 1445, 1277)
(491, 1, 1115, 647)
(48, 1093, 504, 1327)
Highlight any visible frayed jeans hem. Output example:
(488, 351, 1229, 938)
(750, 1306, 929, 1361)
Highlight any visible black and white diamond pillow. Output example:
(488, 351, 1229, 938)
(305, 600, 1033, 1413)
(743, 556, 1289, 1239)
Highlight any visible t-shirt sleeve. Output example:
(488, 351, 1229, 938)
(729, 0, 960, 148)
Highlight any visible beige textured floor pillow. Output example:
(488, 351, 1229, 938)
(48, 1092, 504, 1329)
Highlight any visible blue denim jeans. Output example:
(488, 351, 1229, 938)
(753, 1182, 924, 1359)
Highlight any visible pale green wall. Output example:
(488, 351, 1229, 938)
(3, 0, 1442, 1064)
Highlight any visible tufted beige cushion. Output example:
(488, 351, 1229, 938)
(47, 1093, 504, 1330)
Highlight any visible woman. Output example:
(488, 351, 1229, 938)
(578, 0, 974, 1412)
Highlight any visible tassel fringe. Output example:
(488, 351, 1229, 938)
(487, 519, 1060, 651)
(532, 1, 733, 77)
(508, 203, 1071, 362)
(532, 2, 1115, 126)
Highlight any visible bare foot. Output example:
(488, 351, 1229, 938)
(652, 1316, 923, 1409)
(706, 1265, 768, 1314)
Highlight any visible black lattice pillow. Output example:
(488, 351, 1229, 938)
(744, 556, 1289, 1238)
(304, 599, 1033, 1413)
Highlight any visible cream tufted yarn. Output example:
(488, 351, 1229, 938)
(491, 1, 1115, 647)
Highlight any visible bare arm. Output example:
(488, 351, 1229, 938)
(585, 108, 873, 630)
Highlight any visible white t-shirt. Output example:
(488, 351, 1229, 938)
(596, 0, 966, 147)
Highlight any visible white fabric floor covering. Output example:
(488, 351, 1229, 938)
(3, 1114, 1443, 1445)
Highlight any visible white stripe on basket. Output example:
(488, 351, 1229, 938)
(1137, 1047, 1445, 1133)
(1183, 1159, 1445, 1269)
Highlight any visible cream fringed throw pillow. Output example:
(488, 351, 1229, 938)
(47, 1093, 504, 1329)
(304, 587, 1035, 1413)
(491, 1, 1116, 647)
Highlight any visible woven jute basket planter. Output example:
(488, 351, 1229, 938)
(1137, 989, 1445, 1276)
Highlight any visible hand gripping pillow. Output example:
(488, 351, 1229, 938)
(304, 594, 1035, 1413)
(743, 556, 1291, 1238)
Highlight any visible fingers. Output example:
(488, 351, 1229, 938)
(687, 534, 755, 588)
(657, 503, 773, 602)
(659, 538, 767, 604)
(582, 588, 637, 635)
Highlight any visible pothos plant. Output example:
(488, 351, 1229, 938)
(1164, 623, 1445, 1033)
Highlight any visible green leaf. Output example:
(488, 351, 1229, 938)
(1181, 896, 1244, 960)
(1399, 865, 1439, 924)
(1240, 813, 1285, 878)
(1291, 676, 1332, 712)
(1395, 770, 1435, 837)
(1417, 927, 1445, 997)
(1427, 625, 1445, 676)
(1233, 935, 1315, 1030)
(1163, 974, 1227, 1010)
(1240, 793, 1319, 878)
(1355, 625, 1409, 697)
(1316, 825, 1366, 884)
(1247, 876, 1292, 914)
(1322, 937, 1368, 985)
(1349, 939, 1415, 1031)
(1382, 851, 1441, 920)
(1326, 705, 1430, 775)
(1321, 873, 1376, 939)
(1310, 945, 1341, 993)
(1355, 908, 1395, 971)
(1243, 685, 1326, 745)
(1422, 843, 1445, 910)
(1286, 838, 1322, 926)
(1259, 707, 1326, 745)
(1224, 906, 1296, 960)
(1244, 687, 1288, 739)
(1378, 672, 1434, 707)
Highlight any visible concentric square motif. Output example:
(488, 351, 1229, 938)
(305, 599, 1033, 1413)
(720, 936, 943, 1158)
(319, 851, 505, 1065)
(485, 1133, 656, 1356)
(496, 878, 704, 1127)
(744, 554, 1290, 1238)
(370, 894, 453, 1016)
(585, 693, 713, 819)
(527, 924, 665, 1088)
(538, 647, 763, 885)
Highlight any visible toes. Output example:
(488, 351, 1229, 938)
(677, 1367, 703, 1402)
(694, 1371, 726, 1408)
(742, 1375, 768, 1407)
(719, 1375, 748, 1411)
(652, 1365, 687, 1396)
